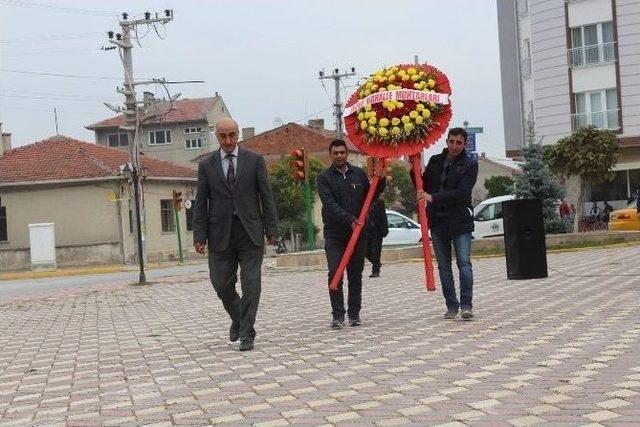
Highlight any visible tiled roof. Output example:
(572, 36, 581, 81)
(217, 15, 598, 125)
(86, 97, 221, 129)
(191, 123, 361, 163)
(0, 135, 196, 184)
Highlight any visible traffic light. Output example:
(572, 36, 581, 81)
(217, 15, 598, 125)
(172, 190, 183, 210)
(291, 148, 306, 181)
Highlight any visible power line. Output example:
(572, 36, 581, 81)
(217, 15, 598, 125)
(0, 32, 104, 43)
(1, 48, 104, 57)
(0, 93, 120, 102)
(2, 88, 115, 97)
(0, 0, 117, 16)
(0, 68, 130, 80)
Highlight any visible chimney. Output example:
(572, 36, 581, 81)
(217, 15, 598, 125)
(0, 123, 12, 156)
(143, 92, 155, 111)
(241, 127, 255, 140)
(308, 118, 325, 129)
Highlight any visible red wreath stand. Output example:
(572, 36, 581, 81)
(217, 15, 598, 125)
(328, 63, 453, 293)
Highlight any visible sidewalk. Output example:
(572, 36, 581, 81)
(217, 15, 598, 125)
(1, 246, 638, 426)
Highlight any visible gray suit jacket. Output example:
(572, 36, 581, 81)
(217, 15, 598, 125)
(192, 147, 278, 252)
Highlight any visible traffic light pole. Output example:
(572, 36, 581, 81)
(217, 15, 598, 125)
(174, 206, 184, 264)
(303, 178, 315, 250)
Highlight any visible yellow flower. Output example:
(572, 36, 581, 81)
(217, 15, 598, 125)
(391, 126, 401, 135)
(378, 87, 387, 92)
(364, 104, 372, 112)
(416, 103, 425, 111)
(409, 110, 419, 119)
(401, 74, 410, 81)
(368, 126, 377, 134)
(387, 84, 395, 91)
(396, 101, 404, 109)
(378, 127, 389, 137)
(411, 74, 421, 82)
(368, 116, 377, 125)
(365, 82, 374, 90)
(380, 76, 388, 83)
(415, 116, 424, 125)
(382, 101, 390, 109)
(388, 74, 396, 82)
(419, 71, 426, 77)
(397, 69, 406, 76)
(428, 79, 436, 88)
(379, 117, 390, 127)
(422, 109, 431, 119)
(360, 120, 368, 130)
(413, 83, 421, 90)
(391, 117, 401, 126)
(371, 84, 379, 91)
(386, 104, 396, 112)
(364, 89, 371, 96)
(358, 112, 365, 121)
(429, 102, 436, 108)
(384, 69, 394, 77)
(404, 122, 414, 132)
(407, 67, 417, 75)
(401, 115, 411, 124)
(374, 69, 384, 77)
(373, 75, 382, 83)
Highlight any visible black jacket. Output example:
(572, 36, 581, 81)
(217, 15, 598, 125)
(368, 198, 389, 237)
(419, 149, 478, 236)
(317, 163, 385, 239)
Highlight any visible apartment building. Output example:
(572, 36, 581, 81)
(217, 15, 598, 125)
(498, 0, 640, 207)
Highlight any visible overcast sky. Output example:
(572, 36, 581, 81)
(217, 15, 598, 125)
(0, 0, 506, 157)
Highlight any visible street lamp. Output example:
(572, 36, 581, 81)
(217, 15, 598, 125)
(122, 163, 147, 285)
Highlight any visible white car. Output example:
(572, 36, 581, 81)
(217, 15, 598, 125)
(472, 195, 516, 239)
(383, 209, 423, 246)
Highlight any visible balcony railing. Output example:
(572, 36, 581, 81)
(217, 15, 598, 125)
(571, 109, 620, 131)
(568, 42, 616, 68)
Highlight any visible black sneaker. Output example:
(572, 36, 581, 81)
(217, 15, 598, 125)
(444, 308, 459, 319)
(460, 309, 474, 321)
(239, 339, 254, 351)
(369, 272, 380, 278)
(330, 318, 344, 329)
(348, 316, 362, 327)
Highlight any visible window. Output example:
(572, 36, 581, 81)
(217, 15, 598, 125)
(474, 202, 503, 222)
(161, 200, 176, 232)
(185, 138, 203, 149)
(573, 88, 619, 130)
(186, 200, 195, 231)
(0, 198, 7, 241)
(589, 171, 631, 201)
(108, 133, 129, 147)
(569, 22, 615, 67)
(184, 127, 203, 134)
(387, 213, 415, 229)
(149, 130, 172, 145)
(521, 39, 532, 78)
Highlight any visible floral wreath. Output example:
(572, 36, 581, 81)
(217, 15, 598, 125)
(344, 64, 452, 157)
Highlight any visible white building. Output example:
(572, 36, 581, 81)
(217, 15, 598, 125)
(497, 0, 640, 208)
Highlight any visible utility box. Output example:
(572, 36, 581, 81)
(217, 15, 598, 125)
(29, 223, 57, 270)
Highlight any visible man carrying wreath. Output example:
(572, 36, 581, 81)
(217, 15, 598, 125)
(317, 139, 386, 329)
(415, 127, 478, 320)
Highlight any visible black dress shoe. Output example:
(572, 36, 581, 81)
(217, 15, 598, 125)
(348, 316, 362, 326)
(369, 272, 380, 278)
(229, 323, 240, 342)
(239, 339, 254, 351)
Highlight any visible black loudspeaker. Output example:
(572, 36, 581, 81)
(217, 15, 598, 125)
(502, 198, 548, 279)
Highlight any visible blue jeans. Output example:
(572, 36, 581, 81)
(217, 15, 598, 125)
(431, 232, 474, 310)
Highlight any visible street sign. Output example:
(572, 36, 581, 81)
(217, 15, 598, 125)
(466, 133, 476, 153)
(464, 126, 483, 134)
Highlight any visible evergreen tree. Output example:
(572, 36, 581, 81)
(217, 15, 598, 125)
(512, 143, 566, 233)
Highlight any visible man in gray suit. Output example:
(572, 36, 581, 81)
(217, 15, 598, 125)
(192, 118, 278, 351)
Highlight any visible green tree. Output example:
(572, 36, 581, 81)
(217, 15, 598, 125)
(484, 175, 514, 199)
(512, 143, 566, 233)
(269, 154, 324, 245)
(544, 125, 619, 232)
(364, 161, 416, 216)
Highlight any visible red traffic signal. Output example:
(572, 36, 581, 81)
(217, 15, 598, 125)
(172, 190, 183, 210)
(291, 148, 306, 181)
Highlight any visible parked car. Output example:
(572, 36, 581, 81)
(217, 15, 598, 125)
(383, 209, 422, 246)
(608, 199, 640, 231)
(472, 195, 516, 239)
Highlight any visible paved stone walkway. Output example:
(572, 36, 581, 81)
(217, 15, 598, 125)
(1, 246, 639, 426)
